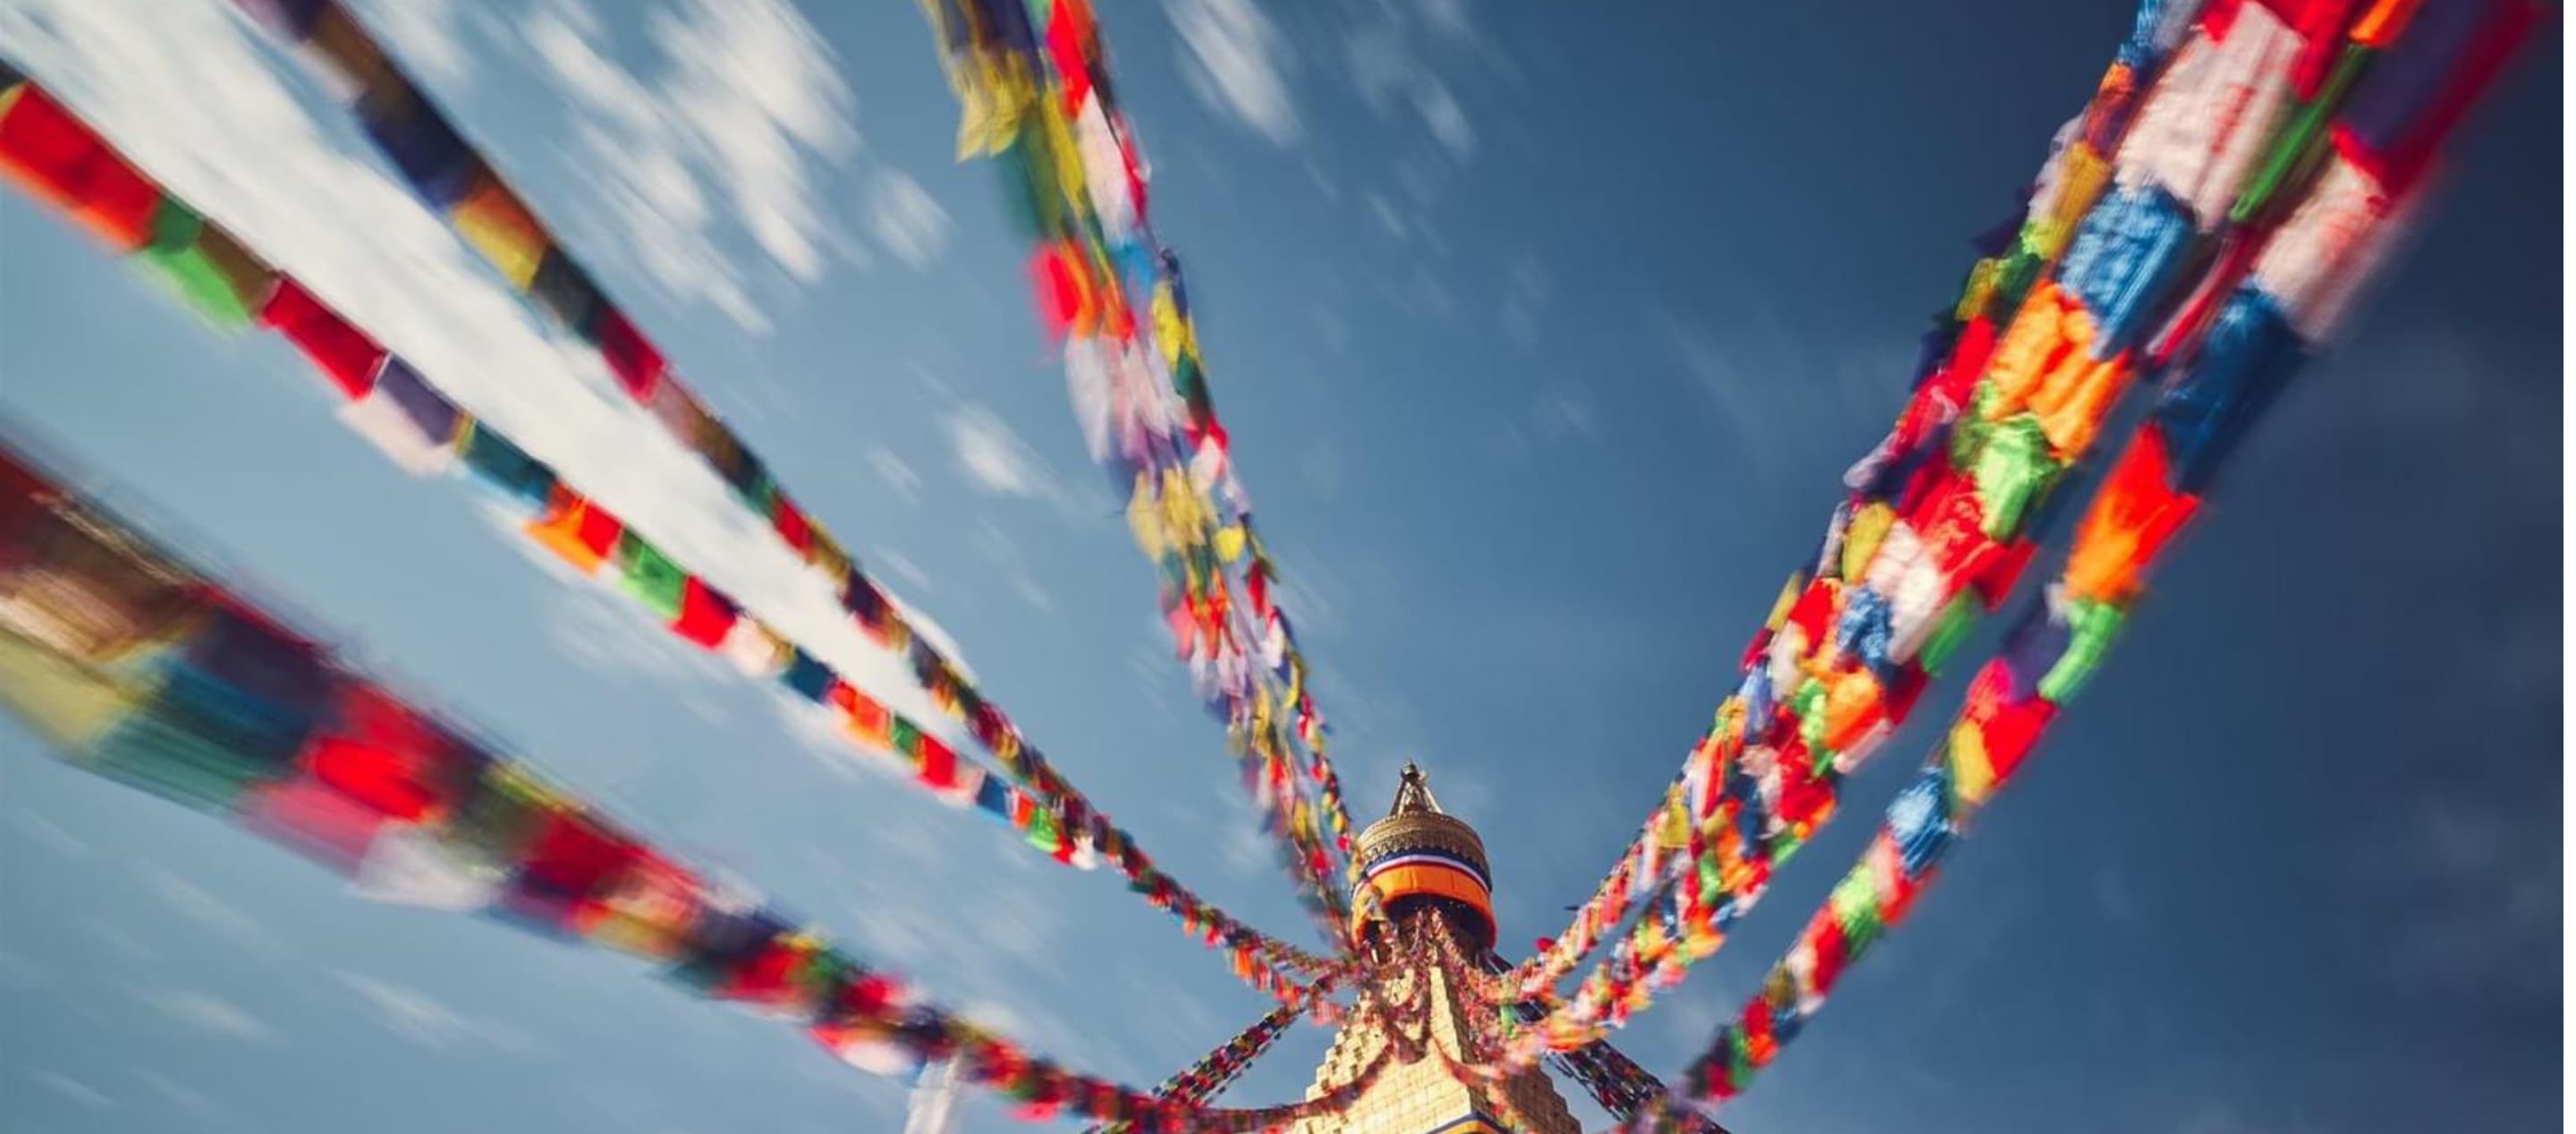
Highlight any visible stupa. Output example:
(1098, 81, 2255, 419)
(1289, 765, 1581, 1134)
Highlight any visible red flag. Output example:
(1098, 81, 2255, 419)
(671, 578, 739, 647)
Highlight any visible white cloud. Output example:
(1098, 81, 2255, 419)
(1419, 0, 1473, 44)
(880, 588, 973, 685)
(141, 866, 287, 957)
(518, 0, 860, 328)
(1533, 385, 1597, 442)
(1218, 822, 1275, 878)
(82, 918, 157, 963)
(0, 0, 955, 736)
(134, 1071, 225, 1122)
(544, 581, 730, 686)
(866, 445, 921, 503)
(2383, 798, 2557, 997)
(878, 550, 931, 592)
(1010, 575, 1053, 612)
(1412, 78, 1474, 157)
(1368, 194, 1409, 240)
(30, 1069, 115, 1110)
(652, 0, 858, 275)
(346, 0, 473, 89)
(1166, 0, 1299, 145)
(137, 988, 279, 1043)
(771, 698, 873, 778)
(8, 807, 91, 857)
(329, 970, 481, 1050)
(868, 169, 950, 269)
(1343, 15, 1477, 159)
(1509, 256, 1555, 307)
(1500, 258, 1552, 350)
(945, 406, 1052, 498)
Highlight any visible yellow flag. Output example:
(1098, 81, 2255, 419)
(1955, 257, 2003, 322)
(1764, 571, 1807, 632)
(1152, 284, 1192, 365)
(1124, 472, 1165, 556)
(1947, 724, 1996, 807)
(1842, 502, 1895, 580)
(1657, 795, 1691, 850)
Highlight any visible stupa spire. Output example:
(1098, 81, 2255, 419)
(1389, 761, 1443, 817)
(1292, 764, 1581, 1134)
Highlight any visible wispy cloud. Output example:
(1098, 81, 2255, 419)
(878, 549, 932, 592)
(1010, 575, 1054, 612)
(1497, 255, 1552, 352)
(142, 866, 287, 958)
(2382, 797, 2558, 999)
(82, 918, 157, 964)
(30, 1069, 116, 1110)
(136, 988, 279, 1043)
(8, 807, 92, 857)
(0, 0, 957, 736)
(1485, 385, 1599, 461)
(869, 169, 951, 270)
(945, 406, 1054, 499)
(867, 445, 922, 504)
(544, 581, 732, 687)
(518, 1, 756, 327)
(1651, 304, 1906, 498)
(1343, 11, 1477, 159)
(1365, 192, 1411, 241)
(331, 969, 538, 1053)
(134, 1071, 225, 1122)
(1166, 0, 1300, 145)
(346, 0, 475, 89)
(519, 0, 861, 328)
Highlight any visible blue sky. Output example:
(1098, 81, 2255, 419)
(0, 2, 2559, 1132)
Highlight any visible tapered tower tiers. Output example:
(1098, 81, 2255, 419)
(1292, 766, 1581, 1134)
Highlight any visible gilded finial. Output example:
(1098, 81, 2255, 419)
(1389, 761, 1442, 817)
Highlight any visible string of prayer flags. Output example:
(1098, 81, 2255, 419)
(203, 4, 1352, 987)
(1488, 0, 2214, 1045)
(0, 66, 1340, 1002)
(1080, 1005, 1301, 1134)
(1627, 2, 2534, 1120)
(1494, 0, 2525, 1079)
(916, 0, 1366, 934)
(0, 436, 1373, 1134)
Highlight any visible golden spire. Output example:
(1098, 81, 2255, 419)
(1292, 764, 1581, 1134)
(1353, 764, 1495, 952)
(1388, 761, 1441, 817)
